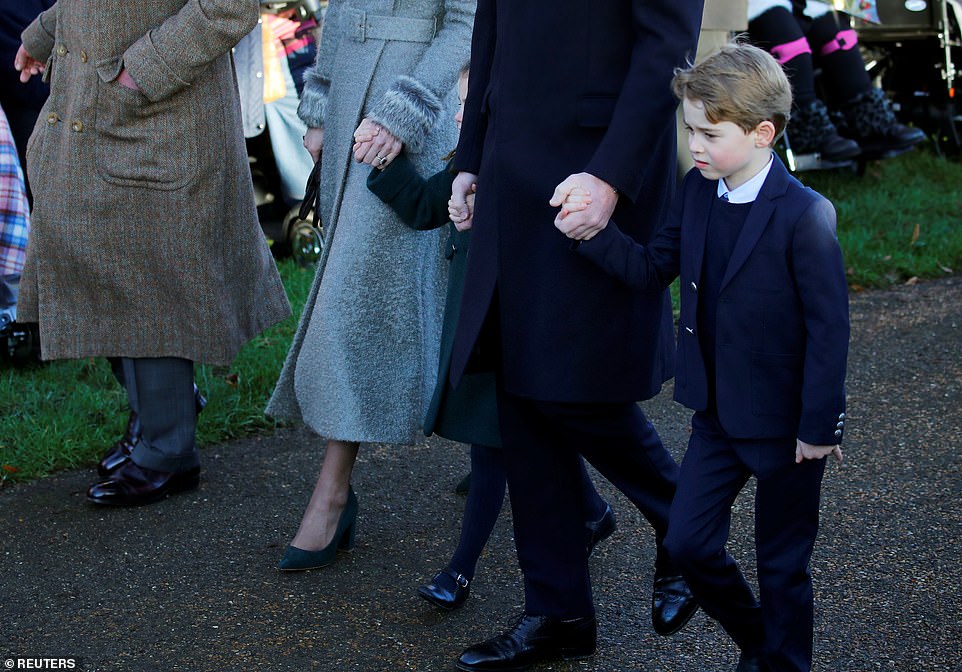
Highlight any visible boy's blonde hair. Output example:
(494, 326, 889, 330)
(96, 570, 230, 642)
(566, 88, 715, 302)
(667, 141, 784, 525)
(672, 40, 793, 144)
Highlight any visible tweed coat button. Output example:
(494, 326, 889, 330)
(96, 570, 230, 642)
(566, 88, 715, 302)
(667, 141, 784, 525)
(834, 429, 843, 438)
(80, 50, 88, 63)
(57, 44, 67, 56)
(70, 120, 84, 132)
(46, 112, 59, 125)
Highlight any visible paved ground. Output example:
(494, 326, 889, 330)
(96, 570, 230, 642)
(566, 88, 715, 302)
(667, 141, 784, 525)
(1, 276, 960, 672)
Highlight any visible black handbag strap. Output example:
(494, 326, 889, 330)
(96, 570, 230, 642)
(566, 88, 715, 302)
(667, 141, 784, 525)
(298, 158, 322, 221)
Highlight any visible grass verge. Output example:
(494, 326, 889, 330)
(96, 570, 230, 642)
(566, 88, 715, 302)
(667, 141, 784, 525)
(0, 259, 315, 485)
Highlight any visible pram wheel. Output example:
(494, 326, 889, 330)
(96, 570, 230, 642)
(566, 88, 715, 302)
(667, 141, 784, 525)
(0, 321, 41, 367)
(288, 218, 324, 267)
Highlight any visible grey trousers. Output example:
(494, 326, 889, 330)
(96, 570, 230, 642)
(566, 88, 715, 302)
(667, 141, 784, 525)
(117, 357, 199, 473)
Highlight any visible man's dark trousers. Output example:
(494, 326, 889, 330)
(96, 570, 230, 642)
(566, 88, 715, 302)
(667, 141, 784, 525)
(119, 357, 199, 473)
(497, 388, 680, 617)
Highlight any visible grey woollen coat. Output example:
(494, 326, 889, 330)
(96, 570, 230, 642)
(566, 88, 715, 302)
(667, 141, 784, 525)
(19, 0, 291, 365)
(265, 0, 474, 444)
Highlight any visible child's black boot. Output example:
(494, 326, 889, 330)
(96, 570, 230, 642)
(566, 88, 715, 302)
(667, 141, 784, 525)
(788, 99, 861, 161)
(834, 87, 926, 156)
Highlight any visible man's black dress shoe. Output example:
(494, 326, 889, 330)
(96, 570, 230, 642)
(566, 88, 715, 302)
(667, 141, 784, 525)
(586, 503, 617, 556)
(651, 573, 699, 635)
(97, 386, 207, 477)
(97, 411, 141, 477)
(454, 472, 471, 495)
(456, 613, 596, 672)
(735, 650, 767, 672)
(418, 567, 470, 610)
(87, 461, 200, 507)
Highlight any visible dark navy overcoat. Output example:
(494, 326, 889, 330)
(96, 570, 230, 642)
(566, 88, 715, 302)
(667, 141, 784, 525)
(451, 0, 705, 403)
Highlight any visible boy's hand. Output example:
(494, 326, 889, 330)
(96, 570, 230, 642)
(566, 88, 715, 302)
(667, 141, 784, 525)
(549, 173, 617, 241)
(795, 439, 843, 464)
(14, 45, 44, 83)
(450, 172, 477, 231)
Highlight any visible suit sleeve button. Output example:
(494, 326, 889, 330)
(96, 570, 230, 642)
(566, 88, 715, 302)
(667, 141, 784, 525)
(834, 429, 843, 438)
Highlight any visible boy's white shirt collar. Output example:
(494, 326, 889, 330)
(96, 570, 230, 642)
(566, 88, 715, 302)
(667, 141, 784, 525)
(716, 154, 774, 204)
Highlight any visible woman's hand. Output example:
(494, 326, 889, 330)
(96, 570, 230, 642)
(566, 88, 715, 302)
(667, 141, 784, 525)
(13, 45, 44, 83)
(353, 118, 401, 169)
(117, 68, 140, 91)
(303, 127, 325, 163)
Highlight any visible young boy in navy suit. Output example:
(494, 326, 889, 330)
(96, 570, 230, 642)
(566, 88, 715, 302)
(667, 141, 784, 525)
(556, 42, 849, 672)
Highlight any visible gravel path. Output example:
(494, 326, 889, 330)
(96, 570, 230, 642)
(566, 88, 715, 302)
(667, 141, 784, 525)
(1, 276, 959, 671)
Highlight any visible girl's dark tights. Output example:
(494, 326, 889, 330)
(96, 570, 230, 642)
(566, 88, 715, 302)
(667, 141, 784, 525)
(448, 443, 607, 581)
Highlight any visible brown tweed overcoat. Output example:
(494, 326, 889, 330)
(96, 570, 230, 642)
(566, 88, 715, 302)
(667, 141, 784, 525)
(18, 0, 291, 365)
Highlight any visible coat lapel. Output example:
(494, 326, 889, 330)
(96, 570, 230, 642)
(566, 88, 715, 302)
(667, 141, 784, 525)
(718, 157, 791, 292)
(686, 176, 714, 280)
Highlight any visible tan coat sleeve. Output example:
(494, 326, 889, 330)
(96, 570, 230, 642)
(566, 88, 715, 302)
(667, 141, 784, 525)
(21, 5, 58, 63)
(122, 0, 259, 102)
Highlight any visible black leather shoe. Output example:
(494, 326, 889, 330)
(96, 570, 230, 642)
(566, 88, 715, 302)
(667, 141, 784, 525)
(454, 472, 471, 495)
(586, 503, 616, 557)
(418, 567, 470, 610)
(456, 613, 596, 671)
(735, 650, 768, 672)
(87, 461, 200, 507)
(651, 574, 699, 636)
(97, 411, 141, 477)
(97, 385, 207, 477)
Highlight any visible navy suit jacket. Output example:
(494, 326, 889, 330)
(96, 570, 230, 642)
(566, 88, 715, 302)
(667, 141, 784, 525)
(450, 0, 704, 403)
(577, 157, 850, 444)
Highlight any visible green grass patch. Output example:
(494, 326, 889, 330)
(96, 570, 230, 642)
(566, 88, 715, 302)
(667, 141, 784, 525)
(0, 259, 316, 485)
(2, 148, 960, 484)
(800, 149, 962, 288)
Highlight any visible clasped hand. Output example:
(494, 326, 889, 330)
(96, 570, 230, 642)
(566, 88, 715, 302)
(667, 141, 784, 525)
(448, 171, 612, 236)
(353, 118, 401, 169)
(551, 172, 618, 241)
(448, 172, 477, 231)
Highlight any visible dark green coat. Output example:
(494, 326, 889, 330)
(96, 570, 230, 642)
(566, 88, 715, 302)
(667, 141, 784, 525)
(368, 155, 500, 448)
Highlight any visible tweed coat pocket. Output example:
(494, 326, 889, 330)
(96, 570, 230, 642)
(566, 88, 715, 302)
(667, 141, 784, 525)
(94, 77, 198, 190)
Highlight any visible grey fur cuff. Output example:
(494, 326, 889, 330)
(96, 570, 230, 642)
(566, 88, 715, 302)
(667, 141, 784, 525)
(297, 67, 330, 129)
(367, 76, 443, 154)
